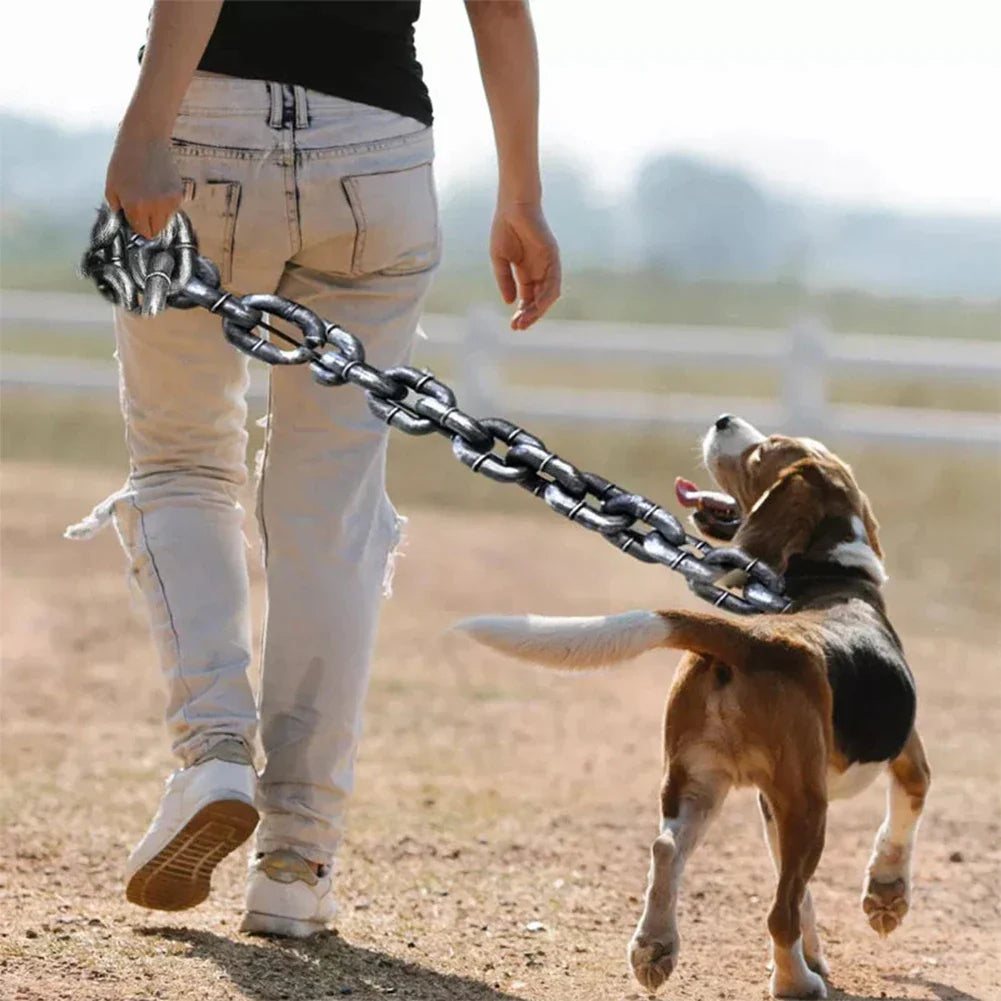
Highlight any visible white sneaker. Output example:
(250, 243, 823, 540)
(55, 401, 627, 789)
(240, 849, 337, 938)
(125, 740, 259, 911)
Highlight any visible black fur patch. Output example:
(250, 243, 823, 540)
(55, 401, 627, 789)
(819, 603, 916, 764)
(784, 560, 916, 765)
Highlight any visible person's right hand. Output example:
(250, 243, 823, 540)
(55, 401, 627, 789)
(104, 125, 183, 239)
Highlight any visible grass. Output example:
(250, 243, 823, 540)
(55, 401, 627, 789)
(6, 263, 1001, 340)
(2, 389, 997, 547)
(426, 268, 1001, 341)
(3, 316, 998, 439)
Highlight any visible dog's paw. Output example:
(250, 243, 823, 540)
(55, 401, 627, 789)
(770, 966, 827, 999)
(768, 952, 829, 979)
(806, 952, 830, 978)
(862, 875, 909, 936)
(628, 931, 679, 993)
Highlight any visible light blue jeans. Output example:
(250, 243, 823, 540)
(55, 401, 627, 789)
(69, 71, 440, 865)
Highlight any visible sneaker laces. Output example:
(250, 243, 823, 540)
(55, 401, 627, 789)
(192, 738, 254, 768)
(256, 850, 326, 885)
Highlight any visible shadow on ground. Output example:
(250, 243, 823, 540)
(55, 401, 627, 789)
(822, 974, 986, 1001)
(881, 973, 986, 1001)
(140, 926, 525, 1001)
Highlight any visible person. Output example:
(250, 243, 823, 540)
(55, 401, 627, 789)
(73, 0, 561, 937)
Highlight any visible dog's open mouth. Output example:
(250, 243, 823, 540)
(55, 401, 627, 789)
(675, 477, 742, 540)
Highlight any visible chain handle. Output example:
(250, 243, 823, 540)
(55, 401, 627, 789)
(80, 206, 791, 616)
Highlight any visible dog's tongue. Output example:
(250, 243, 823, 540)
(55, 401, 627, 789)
(674, 477, 740, 518)
(675, 477, 702, 509)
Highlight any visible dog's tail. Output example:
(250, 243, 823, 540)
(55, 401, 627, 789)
(454, 609, 765, 671)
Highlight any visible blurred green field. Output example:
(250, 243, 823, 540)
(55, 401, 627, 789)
(2, 387, 998, 614)
(8, 264, 1001, 340)
(3, 319, 998, 417)
(3, 282, 998, 620)
(427, 269, 1001, 341)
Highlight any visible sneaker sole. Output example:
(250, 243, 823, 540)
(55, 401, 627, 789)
(126, 799, 259, 911)
(240, 910, 329, 938)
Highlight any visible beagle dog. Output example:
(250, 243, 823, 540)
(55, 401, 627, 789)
(457, 415, 930, 1000)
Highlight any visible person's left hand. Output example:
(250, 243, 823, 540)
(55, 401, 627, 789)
(490, 201, 562, 330)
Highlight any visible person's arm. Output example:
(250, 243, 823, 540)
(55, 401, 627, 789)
(105, 0, 223, 238)
(465, 0, 561, 330)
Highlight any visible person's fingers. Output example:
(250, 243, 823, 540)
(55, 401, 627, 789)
(511, 263, 533, 308)
(512, 289, 542, 329)
(511, 304, 540, 331)
(510, 273, 541, 330)
(150, 196, 177, 237)
(512, 258, 563, 329)
(159, 192, 183, 232)
(116, 198, 143, 236)
(104, 189, 181, 238)
(492, 254, 517, 304)
(129, 207, 155, 239)
(535, 262, 562, 315)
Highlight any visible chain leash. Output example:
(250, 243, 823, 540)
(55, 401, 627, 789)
(80, 206, 791, 616)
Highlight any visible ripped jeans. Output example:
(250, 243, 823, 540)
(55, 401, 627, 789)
(67, 72, 439, 865)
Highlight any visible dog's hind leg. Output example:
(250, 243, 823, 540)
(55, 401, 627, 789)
(759, 792, 829, 977)
(628, 760, 730, 993)
(761, 777, 828, 1000)
(862, 728, 930, 937)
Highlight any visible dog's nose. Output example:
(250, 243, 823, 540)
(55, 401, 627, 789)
(715, 414, 734, 431)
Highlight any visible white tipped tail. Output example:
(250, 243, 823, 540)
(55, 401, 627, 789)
(453, 610, 670, 670)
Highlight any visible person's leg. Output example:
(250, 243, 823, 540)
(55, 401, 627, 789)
(68, 72, 293, 909)
(253, 264, 435, 859)
(242, 92, 438, 934)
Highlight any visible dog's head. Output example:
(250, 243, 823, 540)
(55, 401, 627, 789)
(700, 415, 886, 583)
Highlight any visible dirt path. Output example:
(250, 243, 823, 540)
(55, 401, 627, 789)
(2, 463, 999, 1001)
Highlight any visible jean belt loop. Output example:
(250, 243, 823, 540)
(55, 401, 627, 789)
(267, 81, 283, 129)
(294, 85, 310, 130)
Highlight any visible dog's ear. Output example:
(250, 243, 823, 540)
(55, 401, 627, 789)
(859, 491, 883, 559)
(733, 459, 833, 572)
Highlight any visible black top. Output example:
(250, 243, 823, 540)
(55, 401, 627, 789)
(144, 1, 432, 127)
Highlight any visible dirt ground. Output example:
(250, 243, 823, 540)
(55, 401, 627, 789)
(2, 461, 999, 1001)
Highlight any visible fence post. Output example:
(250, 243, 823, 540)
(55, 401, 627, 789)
(461, 304, 502, 417)
(782, 314, 829, 435)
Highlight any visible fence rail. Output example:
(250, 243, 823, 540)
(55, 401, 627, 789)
(2, 290, 998, 447)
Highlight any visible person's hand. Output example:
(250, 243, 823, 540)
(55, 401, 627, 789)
(490, 201, 561, 330)
(105, 124, 183, 239)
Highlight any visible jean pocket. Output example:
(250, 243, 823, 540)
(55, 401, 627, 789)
(342, 162, 439, 277)
(175, 172, 241, 284)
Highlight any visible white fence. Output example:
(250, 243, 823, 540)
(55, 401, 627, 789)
(3, 290, 999, 447)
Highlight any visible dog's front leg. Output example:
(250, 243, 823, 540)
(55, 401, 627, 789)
(862, 728, 930, 936)
(628, 763, 729, 993)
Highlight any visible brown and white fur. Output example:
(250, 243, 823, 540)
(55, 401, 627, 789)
(456, 416, 930, 999)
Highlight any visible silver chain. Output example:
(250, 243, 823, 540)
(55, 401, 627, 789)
(80, 206, 791, 615)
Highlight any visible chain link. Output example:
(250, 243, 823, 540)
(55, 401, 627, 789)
(80, 206, 792, 615)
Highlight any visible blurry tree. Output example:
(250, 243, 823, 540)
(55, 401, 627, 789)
(632, 154, 801, 280)
(438, 156, 614, 271)
(1, 112, 998, 299)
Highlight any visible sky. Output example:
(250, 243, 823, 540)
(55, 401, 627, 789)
(2, 0, 999, 215)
